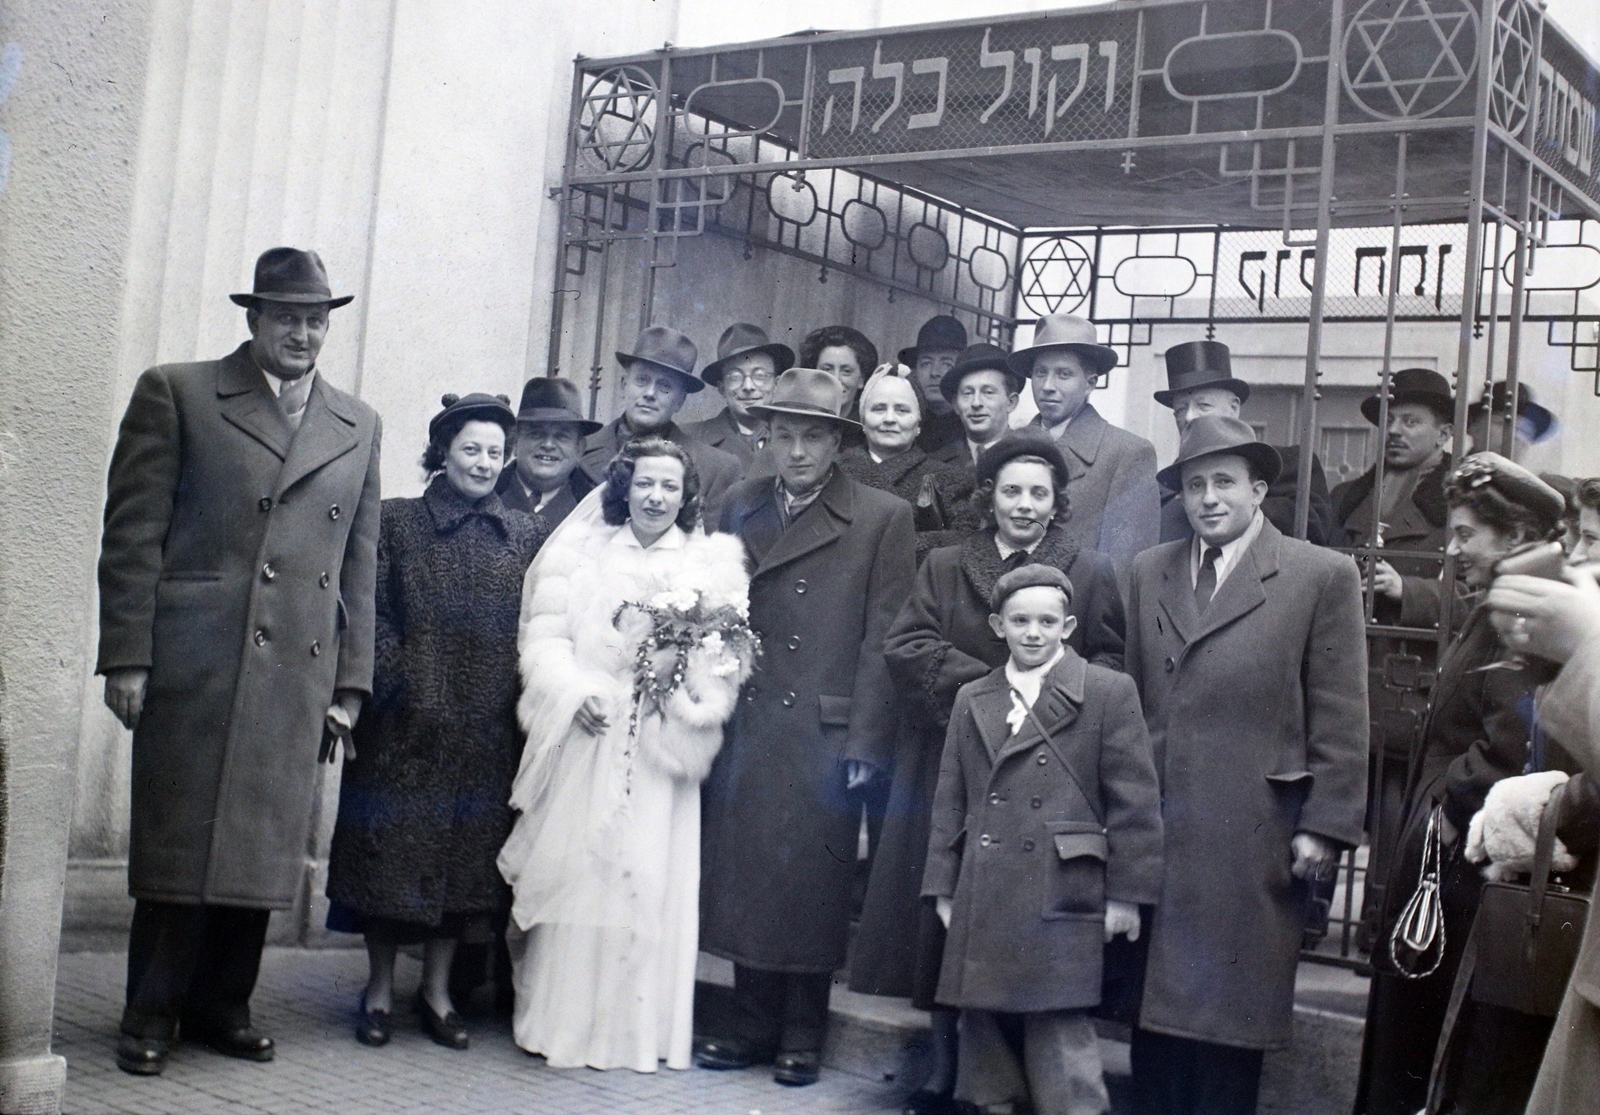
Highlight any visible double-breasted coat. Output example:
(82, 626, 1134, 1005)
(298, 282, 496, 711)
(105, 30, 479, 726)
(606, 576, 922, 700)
(1031, 404, 1161, 583)
(325, 478, 547, 928)
(700, 468, 916, 973)
(579, 417, 742, 527)
(1125, 521, 1369, 1050)
(921, 651, 1163, 1012)
(851, 525, 1126, 1001)
(97, 342, 381, 908)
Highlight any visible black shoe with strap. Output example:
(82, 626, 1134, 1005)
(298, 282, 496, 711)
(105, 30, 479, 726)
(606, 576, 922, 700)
(355, 991, 391, 1048)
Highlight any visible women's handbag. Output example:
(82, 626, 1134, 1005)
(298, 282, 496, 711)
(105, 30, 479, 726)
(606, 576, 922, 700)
(1390, 805, 1448, 978)
(1469, 788, 1589, 1017)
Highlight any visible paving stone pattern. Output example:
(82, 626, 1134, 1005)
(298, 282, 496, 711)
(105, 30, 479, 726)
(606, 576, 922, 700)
(54, 949, 904, 1115)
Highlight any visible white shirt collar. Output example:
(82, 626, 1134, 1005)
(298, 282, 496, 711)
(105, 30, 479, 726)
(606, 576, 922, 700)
(1190, 509, 1266, 591)
(256, 363, 314, 398)
(995, 534, 1044, 561)
(612, 523, 687, 551)
(968, 435, 1003, 464)
(1004, 646, 1066, 733)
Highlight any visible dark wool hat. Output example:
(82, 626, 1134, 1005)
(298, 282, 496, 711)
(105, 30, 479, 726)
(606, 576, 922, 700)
(1448, 452, 1566, 526)
(990, 562, 1075, 613)
(940, 342, 1026, 402)
(1467, 381, 1556, 443)
(428, 392, 515, 441)
(516, 376, 602, 434)
(231, 247, 354, 308)
(898, 314, 969, 367)
(975, 429, 1071, 492)
(1359, 367, 1455, 425)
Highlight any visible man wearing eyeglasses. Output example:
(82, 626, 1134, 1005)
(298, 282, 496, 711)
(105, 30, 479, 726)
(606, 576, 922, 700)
(684, 323, 796, 476)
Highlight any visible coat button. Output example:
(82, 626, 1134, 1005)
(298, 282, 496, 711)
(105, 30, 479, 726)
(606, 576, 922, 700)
(253, 629, 268, 646)
(328, 504, 341, 520)
(1037, 753, 1048, 765)
(1164, 656, 1175, 673)
(258, 497, 272, 512)
(1031, 796, 1043, 808)
(794, 579, 807, 594)
(310, 641, 321, 657)
(782, 691, 796, 707)
(787, 635, 800, 650)
(319, 572, 330, 589)
(988, 792, 1002, 806)
(1022, 839, 1036, 852)
(979, 834, 992, 847)
(262, 562, 277, 582)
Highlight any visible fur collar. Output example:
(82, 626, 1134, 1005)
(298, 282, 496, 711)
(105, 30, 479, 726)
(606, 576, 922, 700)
(424, 473, 512, 535)
(958, 523, 1081, 607)
(838, 444, 929, 490)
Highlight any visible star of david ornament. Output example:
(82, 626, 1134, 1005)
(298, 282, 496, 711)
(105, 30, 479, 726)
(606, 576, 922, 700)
(578, 66, 657, 173)
(1020, 238, 1094, 318)
(1343, 0, 1479, 120)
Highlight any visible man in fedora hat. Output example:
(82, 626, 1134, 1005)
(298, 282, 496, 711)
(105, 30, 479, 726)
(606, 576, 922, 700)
(1155, 339, 1335, 545)
(683, 322, 795, 472)
(1011, 312, 1161, 581)
(1124, 416, 1368, 1114)
(698, 368, 915, 1087)
(579, 324, 742, 525)
(901, 314, 970, 454)
(495, 376, 601, 527)
(1466, 379, 1557, 459)
(96, 247, 382, 1075)
(929, 342, 1025, 470)
(1330, 366, 1455, 942)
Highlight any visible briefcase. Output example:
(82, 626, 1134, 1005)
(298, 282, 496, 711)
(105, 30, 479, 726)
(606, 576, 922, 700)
(1470, 789, 1590, 1018)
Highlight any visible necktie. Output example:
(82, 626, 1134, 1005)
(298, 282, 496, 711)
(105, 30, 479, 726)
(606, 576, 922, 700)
(279, 374, 313, 430)
(1195, 546, 1221, 612)
(1003, 549, 1030, 573)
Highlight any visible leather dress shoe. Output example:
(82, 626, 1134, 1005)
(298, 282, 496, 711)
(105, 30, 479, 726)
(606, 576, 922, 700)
(356, 992, 391, 1047)
(416, 992, 469, 1050)
(773, 1049, 821, 1086)
(188, 1022, 275, 1062)
(116, 1033, 169, 1076)
(692, 1036, 772, 1070)
(904, 1089, 961, 1115)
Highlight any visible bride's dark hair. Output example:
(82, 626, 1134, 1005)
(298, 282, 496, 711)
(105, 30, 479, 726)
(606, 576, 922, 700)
(600, 436, 702, 531)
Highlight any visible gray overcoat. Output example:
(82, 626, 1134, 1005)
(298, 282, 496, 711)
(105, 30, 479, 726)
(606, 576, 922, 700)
(700, 468, 916, 973)
(1125, 521, 1368, 1050)
(97, 342, 381, 908)
(922, 651, 1163, 1012)
(1031, 404, 1161, 582)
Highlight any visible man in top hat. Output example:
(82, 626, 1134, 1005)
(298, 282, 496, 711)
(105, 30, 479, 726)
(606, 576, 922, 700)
(495, 376, 601, 526)
(900, 314, 970, 454)
(698, 368, 916, 1088)
(1329, 367, 1455, 941)
(1466, 379, 1557, 459)
(579, 324, 742, 525)
(682, 322, 795, 472)
(1155, 339, 1335, 545)
(1124, 415, 1368, 1115)
(97, 248, 382, 1075)
(1011, 312, 1161, 581)
(929, 342, 1025, 471)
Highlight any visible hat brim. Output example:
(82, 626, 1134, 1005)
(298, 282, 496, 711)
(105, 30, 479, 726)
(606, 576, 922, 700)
(231, 292, 355, 308)
(428, 401, 517, 440)
(939, 362, 1026, 402)
(1360, 391, 1455, 426)
(1153, 378, 1253, 408)
(701, 342, 797, 387)
(747, 402, 861, 429)
(515, 409, 603, 436)
(1157, 442, 1282, 490)
(616, 354, 705, 393)
(1007, 342, 1119, 378)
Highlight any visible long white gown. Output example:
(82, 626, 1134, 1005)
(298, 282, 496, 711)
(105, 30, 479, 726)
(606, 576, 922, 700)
(498, 493, 750, 1072)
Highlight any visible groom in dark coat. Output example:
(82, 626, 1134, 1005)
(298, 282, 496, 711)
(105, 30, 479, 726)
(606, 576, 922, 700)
(698, 368, 915, 1087)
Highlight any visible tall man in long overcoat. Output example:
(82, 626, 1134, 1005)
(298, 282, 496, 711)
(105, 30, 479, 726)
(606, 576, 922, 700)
(97, 249, 381, 1076)
(1124, 416, 1368, 1114)
(698, 368, 916, 1087)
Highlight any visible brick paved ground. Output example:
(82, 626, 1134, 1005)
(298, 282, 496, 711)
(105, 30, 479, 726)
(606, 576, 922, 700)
(54, 948, 905, 1115)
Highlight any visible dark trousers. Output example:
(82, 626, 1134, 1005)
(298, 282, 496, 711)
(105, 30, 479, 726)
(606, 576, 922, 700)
(121, 900, 271, 1040)
(730, 965, 832, 1054)
(1130, 1029, 1265, 1115)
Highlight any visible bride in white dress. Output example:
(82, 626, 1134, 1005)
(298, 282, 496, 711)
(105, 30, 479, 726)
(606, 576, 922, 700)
(498, 436, 752, 1072)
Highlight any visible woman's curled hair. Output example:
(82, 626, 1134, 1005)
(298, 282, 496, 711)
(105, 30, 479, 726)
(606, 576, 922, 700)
(420, 409, 515, 477)
(600, 436, 702, 531)
(1444, 469, 1562, 544)
(799, 325, 879, 373)
(971, 454, 1072, 530)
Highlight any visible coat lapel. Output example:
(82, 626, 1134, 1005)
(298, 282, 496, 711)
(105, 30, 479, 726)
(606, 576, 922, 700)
(1190, 522, 1280, 644)
(753, 469, 854, 577)
(1156, 540, 1201, 647)
(733, 481, 786, 569)
(1055, 404, 1107, 480)
(217, 346, 293, 460)
(964, 672, 1015, 762)
(273, 377, 360, 497)
(995, 653, 1086, 767)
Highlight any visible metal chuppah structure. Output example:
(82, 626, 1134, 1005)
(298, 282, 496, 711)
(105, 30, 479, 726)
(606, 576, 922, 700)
(552, 0, 1600, 959)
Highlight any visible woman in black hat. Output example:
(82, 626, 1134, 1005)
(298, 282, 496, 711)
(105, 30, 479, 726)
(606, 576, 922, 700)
(853, 431, 1125, 1115)
(325, 394, 549, 1051)
(1357, 454, 1586, 1115)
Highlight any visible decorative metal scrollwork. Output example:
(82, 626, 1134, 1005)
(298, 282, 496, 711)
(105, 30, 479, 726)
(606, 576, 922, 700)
(1342, 0, 1479, 121)
(577, 66, 657, 172)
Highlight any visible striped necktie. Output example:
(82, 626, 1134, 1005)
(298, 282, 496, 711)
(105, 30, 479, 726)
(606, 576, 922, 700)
(279, 374, 313, 430)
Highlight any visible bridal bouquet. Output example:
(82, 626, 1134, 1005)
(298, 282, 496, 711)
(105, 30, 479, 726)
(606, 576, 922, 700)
(613, 588, 761, 748)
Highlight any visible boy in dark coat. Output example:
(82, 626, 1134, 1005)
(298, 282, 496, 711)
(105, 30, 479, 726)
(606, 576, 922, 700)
(924, 564, 1163, 1115)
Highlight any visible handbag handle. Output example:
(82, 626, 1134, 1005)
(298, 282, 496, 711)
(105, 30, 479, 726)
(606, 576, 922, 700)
(1390, 805, 1447, 979)
(1524, 784, 1566, 965)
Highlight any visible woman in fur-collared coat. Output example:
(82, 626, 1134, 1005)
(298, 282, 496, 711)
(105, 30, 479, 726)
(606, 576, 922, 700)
(850, 431, 1125, 1113)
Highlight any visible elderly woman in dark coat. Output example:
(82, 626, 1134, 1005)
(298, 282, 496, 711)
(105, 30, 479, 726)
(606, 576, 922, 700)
(1356, 454, 1583, 1115)
(837, 368, 979, 561)
(851, 430, 1125, 1115)
(326, 393, 548, 1051)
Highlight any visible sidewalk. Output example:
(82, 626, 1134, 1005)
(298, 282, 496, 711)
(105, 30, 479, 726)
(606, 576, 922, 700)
(53, 948, 903, 1115)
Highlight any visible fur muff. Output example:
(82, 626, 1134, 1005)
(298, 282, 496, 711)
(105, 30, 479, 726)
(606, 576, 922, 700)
(1466, 769, 1577, 880)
